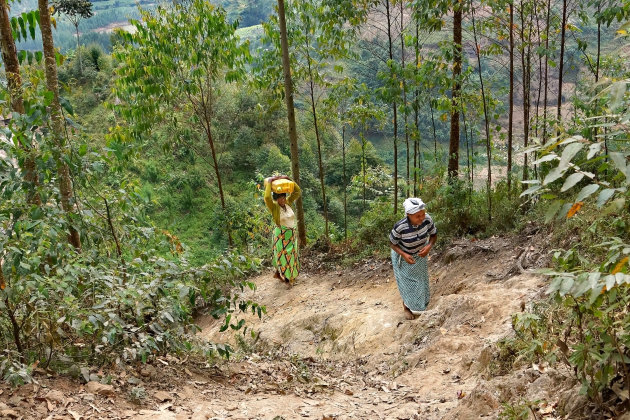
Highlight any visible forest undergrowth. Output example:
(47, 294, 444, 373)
(1, 0, 629, 418)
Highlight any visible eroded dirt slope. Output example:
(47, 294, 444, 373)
(1, 232, 578, 420)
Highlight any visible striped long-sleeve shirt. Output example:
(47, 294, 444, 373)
(389, 214, 437, 255)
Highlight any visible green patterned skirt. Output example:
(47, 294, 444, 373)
(272, 226, 299, 282)
(391, 250, 430, 313)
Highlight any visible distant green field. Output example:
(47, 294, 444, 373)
(10, 0, 273, 52)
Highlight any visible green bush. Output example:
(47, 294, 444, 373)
(517, 71, 630, 412)
(180, 185, 195, 211)
(355, 199, 401, 249)
(419, 178, 522, 240)
(0, 118, 263, 382)
(143, 161, 162, 183)
(258, 144, 292, 176)
(327, 196, 345, 226)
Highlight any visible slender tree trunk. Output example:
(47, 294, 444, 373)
(277, 0, 306, 247)
(0, 267, 21, 361)
(75, 24, 82, 75)
(508, 0, 514, 192)
(385, 0, 398, 212)
(470, 124, 474, 187)
(471, 0, 492, 220)
(306, 62, 328, 239)
(400, 0, 410, 196)
(361, 133, 367, 207)
(542, 0, 551, 143)
(0, 4, 24, 115)
(38, 0, 81, 251)
(534, 1, 543, 139)
(430, 100, 437, 161)
(604, 116, 608, 161)
(462, 105, 473, 203)
(596, 9, 601, 101)
(593, 4, 601, 142)
(520, 0, 532, 182)
(461, 104, 471, 184)
(0, 260, 5, 292)
(303, 27, 328, 238)
(342, 125, 347, 241)
(448, 4, 462, 180)
(202, 115, 232, 247)
(0, 0, 41, 205)
(103, 197, 126, 281)
(5, 297, 24, 361)
(413, 107, 418, 194)
(556, 0, 567, 126)
(414, 17, 420, 194)
(534, 0, 542, 179)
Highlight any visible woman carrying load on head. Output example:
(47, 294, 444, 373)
(389, 197, 438, 320)
(264, 175, 302, 285)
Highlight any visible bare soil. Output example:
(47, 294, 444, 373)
(0, 231, 582, 420)
(92, 22, 136, 34)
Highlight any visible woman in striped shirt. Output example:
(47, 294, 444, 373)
(389, 198, 438, 320)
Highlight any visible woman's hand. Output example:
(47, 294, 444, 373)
(403, 253, 415, 264)
(418, 245, 432, 258)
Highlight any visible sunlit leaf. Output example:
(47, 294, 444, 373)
(559, 277, 574, 296)
(543, 166, 566, 185)
(559, 142, 584, 169)
(532, 154, 558, 165)
(609, 81, 626, 110)
(575, 184, 600, 202)
(561, 173, 585, 192)
(520, 185, 542, 197)
(609, 152, 626, 172)
(597, 188, 616, 208)
(545, 200, 564, 223)
(587, 142, 603, 160)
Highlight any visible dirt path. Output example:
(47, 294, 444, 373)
(1, 234, 576, 419)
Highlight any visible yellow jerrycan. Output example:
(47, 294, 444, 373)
(271, 178, 294, 194)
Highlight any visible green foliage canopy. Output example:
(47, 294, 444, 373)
(111, 0, 250, 143)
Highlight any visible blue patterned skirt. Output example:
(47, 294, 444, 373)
(391, 250, 430, 313)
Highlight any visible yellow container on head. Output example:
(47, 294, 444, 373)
(271, 179, 294, 194)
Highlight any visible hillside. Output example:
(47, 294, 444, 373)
(1, 233, 589, 419)
(10, 0, 274, 51)
(1, 0, 628, 418)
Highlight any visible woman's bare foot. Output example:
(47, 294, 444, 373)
(273, 271, 284, 282)
(403, 306, 415, 320)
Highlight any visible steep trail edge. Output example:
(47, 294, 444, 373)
(0, 232, 578, 419)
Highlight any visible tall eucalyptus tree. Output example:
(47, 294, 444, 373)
(413, 0, 464, 180)
(39, 0, 81, 250)
(260, 0, 368, 239)
(0, 1, 41, 205)
(112, 0, 250, 247)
